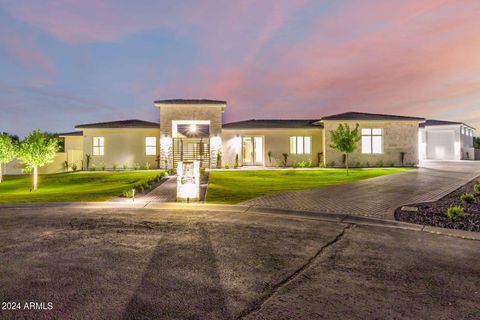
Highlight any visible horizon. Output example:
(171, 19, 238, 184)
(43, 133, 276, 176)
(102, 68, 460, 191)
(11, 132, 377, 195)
(1, 0, 480, 137)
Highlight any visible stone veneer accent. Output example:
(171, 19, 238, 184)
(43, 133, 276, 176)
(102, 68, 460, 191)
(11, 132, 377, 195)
(322, 120, 420, 167)
(156, 103, 225, 168)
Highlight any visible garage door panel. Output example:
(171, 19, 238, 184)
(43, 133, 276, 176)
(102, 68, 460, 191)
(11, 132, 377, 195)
(426, 131, 455, 160)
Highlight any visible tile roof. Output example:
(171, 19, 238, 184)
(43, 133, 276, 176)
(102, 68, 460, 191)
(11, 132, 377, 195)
(420, 119, 475, 129)
(154, 99, 226, 105)
(320, 112, 425, 121)
(58, 131, 83, 136)
(222, 119, 320, 129)
(75, 119, 159, 129)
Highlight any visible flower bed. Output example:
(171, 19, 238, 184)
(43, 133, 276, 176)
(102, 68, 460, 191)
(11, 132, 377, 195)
(395, 177, 480, 232)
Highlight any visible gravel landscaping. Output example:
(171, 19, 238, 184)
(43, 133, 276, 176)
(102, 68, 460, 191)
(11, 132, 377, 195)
(395, 177, 480, 232)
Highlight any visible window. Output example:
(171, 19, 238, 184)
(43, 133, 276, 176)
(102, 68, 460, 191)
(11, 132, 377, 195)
(461, 127, 466, 135)
(290, 136, 311, 154)
(93, 137, 104, 156)
(146, 137, 157, 155)
(361, 128, 383, 154)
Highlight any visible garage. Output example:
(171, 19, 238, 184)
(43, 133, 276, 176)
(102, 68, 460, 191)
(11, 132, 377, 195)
(426, 130, 455, 160)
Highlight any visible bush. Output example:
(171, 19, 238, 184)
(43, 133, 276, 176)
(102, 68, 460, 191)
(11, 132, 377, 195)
(123, 163, 129, 170)
(112, 163, 117, 171)
(133, 163, 141, 170)
(354, 161, 361, 168)
(282, 153, 288, 167)
(461, 193, 475, 204)
(101, 163, 106, 171)
(167, 168, 176, 175)
(224, 162, 230, 169)
(123, 189, 134, 198)
(234, 154, 239, 169)
(135, 184, 144, 192)
(365, 162, 370, 167)
(142, 181, 150, 190)
(90, 164, 96, 171)
(71, 163, 78, 171)
(326, 161, 335, 168)
(388, 161, 395, 167)
(143, 163, 150, 170)
(376, 160, 384, 167)
(474, 184, 480, 195)
(446, 206, 465, 220)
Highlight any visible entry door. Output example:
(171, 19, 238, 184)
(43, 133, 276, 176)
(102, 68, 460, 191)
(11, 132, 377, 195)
(242, 136, 263, 165)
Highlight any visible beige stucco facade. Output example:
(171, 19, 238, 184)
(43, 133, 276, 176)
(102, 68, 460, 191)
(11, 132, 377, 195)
(221, 128, 323, 167)
(82, 128, 160, 169)
(322, 120, 420, 167)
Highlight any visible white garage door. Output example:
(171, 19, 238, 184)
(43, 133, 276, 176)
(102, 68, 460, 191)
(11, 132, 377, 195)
(426, 130, 455, 160)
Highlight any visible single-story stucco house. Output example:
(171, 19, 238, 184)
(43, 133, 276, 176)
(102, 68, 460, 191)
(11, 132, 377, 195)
(3, 99, 477, 174)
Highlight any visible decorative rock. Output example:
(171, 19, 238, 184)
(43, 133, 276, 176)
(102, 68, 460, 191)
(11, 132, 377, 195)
(401, 206, 418, 212)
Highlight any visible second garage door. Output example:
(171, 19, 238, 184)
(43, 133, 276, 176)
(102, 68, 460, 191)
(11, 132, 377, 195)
(426, 130, 455, 160)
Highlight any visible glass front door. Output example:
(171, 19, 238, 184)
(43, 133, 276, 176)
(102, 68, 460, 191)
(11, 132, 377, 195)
(242, 136, 263, 165)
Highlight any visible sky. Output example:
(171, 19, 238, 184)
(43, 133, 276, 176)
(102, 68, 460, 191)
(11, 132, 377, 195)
(0, 0, 479, 137)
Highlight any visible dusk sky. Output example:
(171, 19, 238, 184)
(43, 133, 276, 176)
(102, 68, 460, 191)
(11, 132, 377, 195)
(1, 0, 479, 137)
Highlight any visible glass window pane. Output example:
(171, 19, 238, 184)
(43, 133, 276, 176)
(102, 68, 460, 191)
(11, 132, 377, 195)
(254, 137, 263, 163)
(146, 137, 156, 146)
(304, 136, 311, 154)
(372, 128, 382, 135)
(290, 136, 296, 154)
(362, 136, 371, 154)
(361, 128, 371, 135)
(372, 136, 383, 153)
(146, 146, 156, 156)
(297, 136, 304, 154)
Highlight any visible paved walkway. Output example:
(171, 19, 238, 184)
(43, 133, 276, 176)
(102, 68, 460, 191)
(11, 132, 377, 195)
(141, 177, 177, 202)
(242, 161, 480, 220)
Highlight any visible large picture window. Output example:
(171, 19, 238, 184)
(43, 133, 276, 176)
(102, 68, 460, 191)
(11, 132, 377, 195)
(145, 137, 157, 155)
(93, 137, 104, 156)
(361, 128, 383, 154)
(290, 136, 311, 154)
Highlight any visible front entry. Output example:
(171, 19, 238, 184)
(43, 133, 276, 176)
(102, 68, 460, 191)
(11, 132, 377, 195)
(242, 136, 264, 165)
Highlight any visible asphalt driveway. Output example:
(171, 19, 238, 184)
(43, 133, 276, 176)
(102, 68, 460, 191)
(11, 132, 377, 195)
(242, 160, 480, 219)
(0, 206, 479, 319)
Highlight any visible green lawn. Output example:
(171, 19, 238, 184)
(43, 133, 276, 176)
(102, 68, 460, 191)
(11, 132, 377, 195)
(0, 171, 165, 203)
(206, 168, 412, 204)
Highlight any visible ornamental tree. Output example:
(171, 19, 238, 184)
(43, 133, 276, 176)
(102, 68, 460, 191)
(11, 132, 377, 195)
(0, 133, 17, 183)
(17, 130, 60, 191)
(329, 123, 361, 175)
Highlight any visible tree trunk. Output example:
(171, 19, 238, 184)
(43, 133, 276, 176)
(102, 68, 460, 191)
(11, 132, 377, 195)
(33, 166, 38, 191)
(345, 153, 349, 176)
(0, 164, 3, 183)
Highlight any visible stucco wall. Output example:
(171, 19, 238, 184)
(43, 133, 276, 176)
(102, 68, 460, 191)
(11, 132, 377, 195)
(82, 128, 160, 169)
(157, 103, 225, 168)
(322, 120, 420, 167)
(221, 128, 323, 167)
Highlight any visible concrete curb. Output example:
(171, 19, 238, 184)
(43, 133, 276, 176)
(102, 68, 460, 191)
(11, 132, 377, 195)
(0, 202, 479, 241)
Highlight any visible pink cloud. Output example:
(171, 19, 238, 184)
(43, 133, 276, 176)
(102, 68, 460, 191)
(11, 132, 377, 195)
(0, 25, 55, 75)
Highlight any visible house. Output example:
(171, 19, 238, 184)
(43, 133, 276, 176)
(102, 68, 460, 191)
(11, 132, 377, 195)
(3, 99, 477, 174)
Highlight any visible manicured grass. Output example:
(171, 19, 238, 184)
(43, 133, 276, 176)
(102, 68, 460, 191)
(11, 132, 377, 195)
(0, 171, 165, 203)
(206, 168, 413, 204)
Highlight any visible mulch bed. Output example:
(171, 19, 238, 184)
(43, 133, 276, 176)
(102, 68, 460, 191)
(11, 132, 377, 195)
(395, 177, 480, 232)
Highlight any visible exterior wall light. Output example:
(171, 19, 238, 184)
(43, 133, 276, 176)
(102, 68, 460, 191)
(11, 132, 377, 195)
(189, 124, 197, 133)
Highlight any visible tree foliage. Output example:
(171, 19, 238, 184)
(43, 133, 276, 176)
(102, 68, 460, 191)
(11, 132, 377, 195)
(474, 137, 480, 149)
(0, 133, 18, 183)
(17, 130, 60, 171)
(329, 123, 361, 175)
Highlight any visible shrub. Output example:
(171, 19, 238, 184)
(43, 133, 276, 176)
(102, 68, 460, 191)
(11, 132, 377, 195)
(123, 163, 129, 170)
(71, 163, 78, 171)
(234, 154, 239, 169)
(388, 161, 395, 167)
(135, 184, 145, 192)
(167, 168, 176, 175)
(133, 163, 141, 170)
(327, 161, 335, 168)
(354, 161, 361, 168)
(446, 206, 464, 220)
(63, 160, 69, 171)
(366, 162, 370, 167)
(461, 193, 475, 204)
(112, 163, 117, 171)
(90, 164, 96, 171)
(376, 160, 384, 167)
(474, 184, 480, 195)
(268, 151, 272, 166)
(224, 162, 230, 169)
(142, 181, 150, 190)
(409, 162, 416, 167)
(216, 151, 222, 169)
(123, 189, 134, 198)
(282, 153, 288, 167)
(101, 163, 106, 171)
(275, 160, 283, 167)
(143, 163, 150, 170)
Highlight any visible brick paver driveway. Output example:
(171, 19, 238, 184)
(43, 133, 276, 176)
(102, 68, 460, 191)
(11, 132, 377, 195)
(242, 160, 480, 219)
